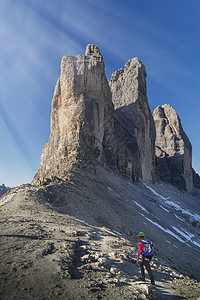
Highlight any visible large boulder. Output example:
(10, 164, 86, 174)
(109, 58, 155, 183)
(153, 104, 193, 192)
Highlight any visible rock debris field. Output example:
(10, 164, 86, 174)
(1, 168, 200, 299)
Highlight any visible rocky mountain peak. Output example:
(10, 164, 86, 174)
(33, 45, 197, 193)
(109, 58, 155, 183)
(33, 46, 156, 185)
(33, 44, 114, 184)
(109, 58, 147, 108)
(85, 44, 102, 58)
(153, 104, 193, 192)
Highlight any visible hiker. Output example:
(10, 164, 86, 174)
(136, 232, 155, 285)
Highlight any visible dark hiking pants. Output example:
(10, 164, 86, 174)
(140, 255, 155, 284)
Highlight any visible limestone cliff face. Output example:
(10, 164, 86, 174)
(33, 45, 197, 192)
(33, 45, 156, 185)
(33, 44, 115, 183)
(109, 58, 155, 183)
(153, 104, 193, 192)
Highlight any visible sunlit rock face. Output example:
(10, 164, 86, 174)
(33, 45, 156, 185)
(33, 44, 115, 183)
(109, 58, 156, 183)
(153, 104, 193, 192)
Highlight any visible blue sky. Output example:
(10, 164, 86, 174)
(0, 0, 200, 187)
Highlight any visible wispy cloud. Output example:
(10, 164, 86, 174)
(0, 101, 35, 168)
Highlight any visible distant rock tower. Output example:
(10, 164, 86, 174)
(153, 104, 193, 192)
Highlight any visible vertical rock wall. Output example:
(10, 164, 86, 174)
(153, 104, 193, 192)
(33, 44, 196, 192)
(109, 58, 155, 183)
(33, 45, 115, 183)
(33, 45, 157, 185)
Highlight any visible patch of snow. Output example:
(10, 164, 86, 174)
(143, 183, 170, 200)
(113, 230, 121, 236)
(107, 187, 120, 198)
(159, 204, 170, 213)
(154, 215, 161, 221)
(193, 240, 200, 248)
(172, 226, 194, 242)
(145, 217, 185, 243)
(171, 227, 200, 249)
(0, 186, 37, 207)
(164, 199, 182, 210)
(173, 244, 179, 249)
(19, 186, 37, 191)
(139, 212, 145, 217)
(165, 200, 200, 223)
(0, 194, 16, 206)
(174, 214, 184, 221)
(143, 183, 200, 224)
(108, 187, 113, 191)
(133, 201, 149, 213)
(182, 228, 195, 239)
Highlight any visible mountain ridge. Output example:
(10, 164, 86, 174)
(33, 44, 199, 194)
(0, 166, 200, 299)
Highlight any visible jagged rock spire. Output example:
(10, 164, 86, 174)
(109, 58, 155, 183)
(33, 44, 158, 185)
(33, 45, 195, 192)
(33, 44, 114, 184)
(153, 104, 193, 192)
(85, 44, 102, 57)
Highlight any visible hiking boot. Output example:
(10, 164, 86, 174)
(138, 276, 145, 281)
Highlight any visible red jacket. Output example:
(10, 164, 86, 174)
(137, 241, 144, 259)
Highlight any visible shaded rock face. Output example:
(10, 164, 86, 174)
(33, 45, 156, 185)
(193, 169, 200, 190)
(153, 104, 193, 192)
(109, 59, 155, 183)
